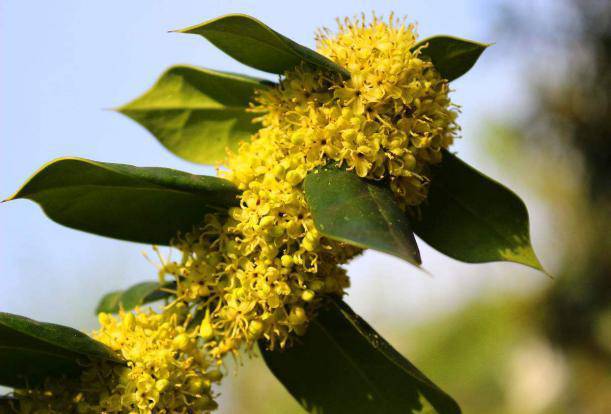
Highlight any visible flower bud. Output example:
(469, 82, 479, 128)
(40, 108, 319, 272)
(286, 170, 304, 186)
(199, 312, 214, 340)
(187, 377, 210, 393)
(301, 289, 315, 302)
(206, 369, 223, 382)
(248, 320, 264, 337)
(280, 254, 293, 267)
(155, 379, 170, 393)
(259, 215, 275, 228)
(289, 306, 307, 325)
(123, 312, 135, 330)
(98, 312, 112, 326)
(172, 333, 190, 351)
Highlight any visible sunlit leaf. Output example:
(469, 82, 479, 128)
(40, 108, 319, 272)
(176, 14, 349, 77)
(6, 158, 240, 244)
(414, 151, 544, 271)
(413, 36, 489, 81)
(119, 65, 270, 164)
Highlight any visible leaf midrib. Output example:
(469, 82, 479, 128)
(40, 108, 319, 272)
(307, 176, 418, 264)
(335, 302, 458, 413)
(22, 184, 234, 205)
(366, 185, 418, 264)
(202, 25, 346, 75)
(0, 320, 118, 362)
(121, 105, 253, 113)
(200, 27, 304, 65)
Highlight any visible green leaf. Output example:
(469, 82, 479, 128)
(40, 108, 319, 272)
(5, 158, 240, 245)
(176, 14, 349, 77)
(260, 299, 460, 414)
(413, 151, 544, 271)
(0, 312, 123, 388)
(118, 65, 270, 165)
(304, 167, 421, 266)
(96, 281, 175, 314)
(413, 36, 489, 82)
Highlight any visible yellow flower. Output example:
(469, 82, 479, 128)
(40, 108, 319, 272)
(16, 309, 219, 414)
(157, 13, 458, 359)
(12, 13, 459, 414)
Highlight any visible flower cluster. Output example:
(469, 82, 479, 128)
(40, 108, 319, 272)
(15, 309, 219, 414)
(12, 14, 459, 414)
(160, 13, 459, 358)
(163, 213, 358, 356)
(316, 14, 459, 205)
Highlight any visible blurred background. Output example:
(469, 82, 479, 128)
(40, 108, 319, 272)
(1, 1, 609, 413)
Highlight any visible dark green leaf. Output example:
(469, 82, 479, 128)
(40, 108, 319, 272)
(118, 65, 270, 165)
(5, 158, 240, 245)
(176, 14, 349, 77)
(413, 36, 489, 82)
(304, 167, 421, 266)
(260, 299, 460, 414)
(414, 151, 544, 271)
(0, 312, 123, 388)
(96, 281, 175, 314)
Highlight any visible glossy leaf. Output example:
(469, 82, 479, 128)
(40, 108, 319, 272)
(413, 36, 489, 82)
(96, 281, 175, 314)
(176, 14, 349, 77)
(304, 167, 421, 266)
(119, 65, 270, 165)
(260, 299, 460, 414)
(0, 312, 123, 388)
(414, 152, 544, 271)
(6, 158, 240, 244)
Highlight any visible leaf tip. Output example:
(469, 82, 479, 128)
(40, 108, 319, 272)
(170, 16, 218, 35)
(169, 27, 192, 34)
(538, 262, 554, 279)
(2, 189, 21, 203)
(109, 106, 128, 116)
(511, 246, 550, 276)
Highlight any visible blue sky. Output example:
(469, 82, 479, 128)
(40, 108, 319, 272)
(0, 0, 552, 336)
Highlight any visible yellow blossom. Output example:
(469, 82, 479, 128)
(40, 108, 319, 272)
(15, 309, 219, 414)
(11, 13, 459, 414)
(159, 13, 458, 359)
